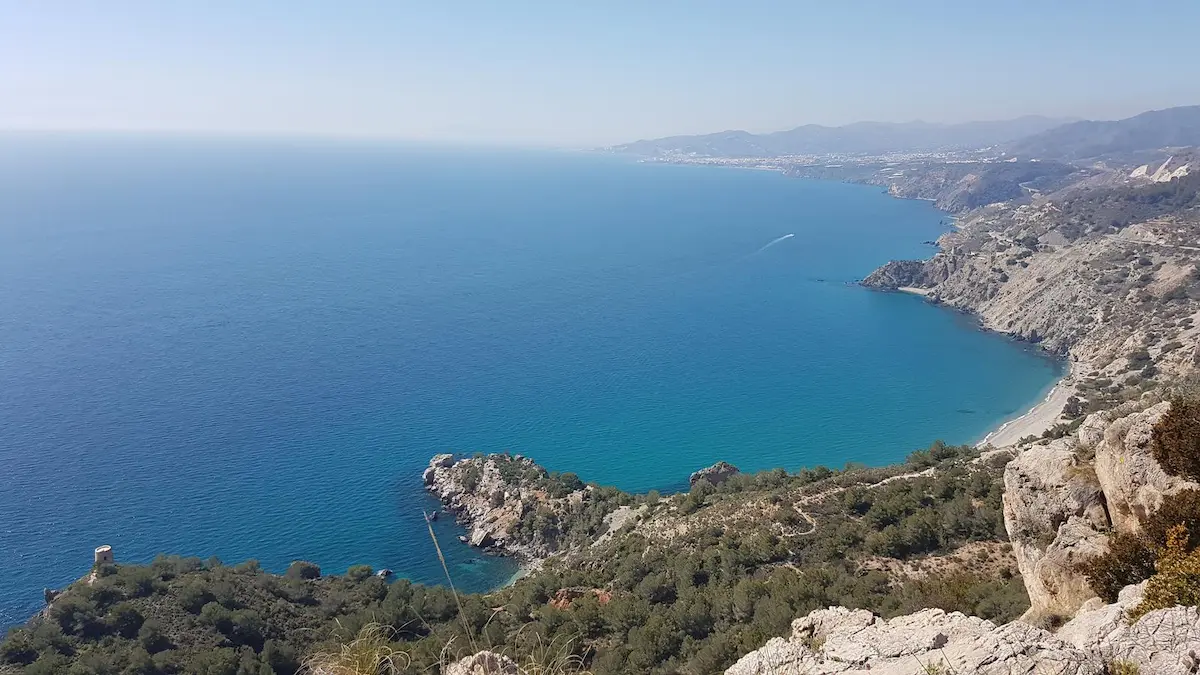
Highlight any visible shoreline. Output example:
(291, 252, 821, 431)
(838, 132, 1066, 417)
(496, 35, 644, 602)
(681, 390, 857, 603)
(978, 366, 1073, 447)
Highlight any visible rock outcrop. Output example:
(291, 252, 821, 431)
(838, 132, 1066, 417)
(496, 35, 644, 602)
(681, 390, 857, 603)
(860, 260, 930, 290)
(424, 453, 609, 561)
(1001, 399, 1200, 621)
(1084, 400, 1200, 533)
(1002, 438, 1111, 621)
(444, 651, 521, 675)
(689, 461, 740, 487)
(726, 582, 1200, 675)
(725, 605, 1100, 674)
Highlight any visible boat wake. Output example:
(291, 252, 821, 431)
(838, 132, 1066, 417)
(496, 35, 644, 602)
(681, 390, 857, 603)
(751, 233, 795, 255)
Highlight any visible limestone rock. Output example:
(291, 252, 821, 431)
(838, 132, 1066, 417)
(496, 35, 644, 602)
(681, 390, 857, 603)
(1059, 581, 1200, 675)
(1087, 401, 1200, 533)
(725, 606, 1101, 675)
(727, 583, 1200, 675)
(689, 461, 740, 487)
(861, 260, 930, 290)
(423, 453, 608, 561)
(444, 651, 521, 675)
(1003, 439, 1110, 620)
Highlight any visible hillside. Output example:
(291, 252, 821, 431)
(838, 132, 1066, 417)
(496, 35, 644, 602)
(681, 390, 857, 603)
(1, 444, 1029, 674)
(1005, 105, 1200, 160)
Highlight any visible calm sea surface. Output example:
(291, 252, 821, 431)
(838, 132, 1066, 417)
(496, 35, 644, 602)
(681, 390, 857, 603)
(0, 137, 1061, 625)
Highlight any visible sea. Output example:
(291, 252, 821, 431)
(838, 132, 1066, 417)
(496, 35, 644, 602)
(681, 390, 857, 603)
(0, 136, 1062, 626)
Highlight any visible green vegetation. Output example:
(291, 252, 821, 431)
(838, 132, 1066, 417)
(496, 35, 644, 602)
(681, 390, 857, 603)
(1078, 394, 1200, 612)
(1130, 524, 1200, 621)
(1077, 490, 1200, 603)
(1152, 395, 1200, 481)
(1, 443, 1026, 674)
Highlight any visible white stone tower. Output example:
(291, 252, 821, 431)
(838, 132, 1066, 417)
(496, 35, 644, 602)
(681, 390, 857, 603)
(94, 545, 113, 566)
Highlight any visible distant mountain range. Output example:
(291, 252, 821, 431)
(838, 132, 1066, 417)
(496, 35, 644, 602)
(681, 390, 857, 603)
(608, 116, 1074, 158)
(1003, 105, 1200, 160)
(609, 106, 1200, 161)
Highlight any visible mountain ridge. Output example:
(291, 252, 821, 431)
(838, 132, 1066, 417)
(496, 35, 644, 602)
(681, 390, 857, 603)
(609, 115, 1076, 157)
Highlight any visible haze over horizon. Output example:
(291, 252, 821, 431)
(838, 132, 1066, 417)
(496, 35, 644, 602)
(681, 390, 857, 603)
(3, 1, 1199, 146)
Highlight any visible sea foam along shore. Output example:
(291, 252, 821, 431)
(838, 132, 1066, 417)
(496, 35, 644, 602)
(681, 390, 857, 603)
(978, 367, 1072, 448)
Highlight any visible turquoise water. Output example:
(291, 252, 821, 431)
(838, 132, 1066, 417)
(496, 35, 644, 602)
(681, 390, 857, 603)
(0, 137, 1061, 625)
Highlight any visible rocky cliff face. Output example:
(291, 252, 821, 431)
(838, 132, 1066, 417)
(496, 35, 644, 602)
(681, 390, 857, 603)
(1002, 400, 1200, 621)
(1002, 437, 1110, 621)
(724, 581, 1200, 675)
(863, 168, 1200, 422)
(424, 453, 612, 562)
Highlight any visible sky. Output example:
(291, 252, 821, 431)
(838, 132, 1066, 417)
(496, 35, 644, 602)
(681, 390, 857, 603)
(2, 1, 1199, 146)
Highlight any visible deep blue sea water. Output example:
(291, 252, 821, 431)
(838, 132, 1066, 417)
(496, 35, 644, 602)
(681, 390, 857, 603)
(0, 136, 1061, 626)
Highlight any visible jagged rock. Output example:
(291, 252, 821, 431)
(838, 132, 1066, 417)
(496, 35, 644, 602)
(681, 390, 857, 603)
(445, 651, 521, 675)
(724, 606, 1102, 674)
(860, 260, 929, 290)
(690, 461, 740, 487)
(1086, 401, 1200, 533)
(423, 453, 608, 561)
(1058, 581, 1200, 675)
(1003, 439, 1110, 621)
(727, 582, 1200, 675)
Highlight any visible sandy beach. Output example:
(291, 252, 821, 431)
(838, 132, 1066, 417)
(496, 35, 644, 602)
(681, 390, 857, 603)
(979, 370, 1073, 447)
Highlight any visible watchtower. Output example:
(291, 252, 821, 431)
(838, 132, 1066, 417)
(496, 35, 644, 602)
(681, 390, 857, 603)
(94, 545, 113, 566)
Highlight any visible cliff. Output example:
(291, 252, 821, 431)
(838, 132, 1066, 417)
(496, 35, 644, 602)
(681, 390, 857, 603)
(864, 166, 1200, 439)
(423, 453, 625, 562)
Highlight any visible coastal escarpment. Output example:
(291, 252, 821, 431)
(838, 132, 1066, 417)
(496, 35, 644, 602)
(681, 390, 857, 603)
(423, 453, 624, 562)
(865, 167, 1200, 434)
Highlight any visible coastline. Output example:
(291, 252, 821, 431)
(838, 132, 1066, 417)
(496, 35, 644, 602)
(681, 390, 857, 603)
(978, 366, 1072, 447)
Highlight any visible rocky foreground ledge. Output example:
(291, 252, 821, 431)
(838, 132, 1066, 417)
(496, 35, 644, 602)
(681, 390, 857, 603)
(725, 581, 1200, 675)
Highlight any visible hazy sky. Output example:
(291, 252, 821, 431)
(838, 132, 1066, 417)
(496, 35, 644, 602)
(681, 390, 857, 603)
(3, 1, 1198, 146)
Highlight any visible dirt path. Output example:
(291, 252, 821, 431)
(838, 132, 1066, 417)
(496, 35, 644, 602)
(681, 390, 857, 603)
(777, 468, 934, 538)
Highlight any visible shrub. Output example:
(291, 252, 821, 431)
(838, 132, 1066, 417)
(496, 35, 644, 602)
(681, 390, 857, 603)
(1131, 525, 1200, 620)
(138, 619, 172, 653)
(1077, 532, 1157, 603)
(1152, 396, 1200, 481)
(1142, 489, 1200, 551)
(286, 560, 322, 580)
(346, 565, 374, 582)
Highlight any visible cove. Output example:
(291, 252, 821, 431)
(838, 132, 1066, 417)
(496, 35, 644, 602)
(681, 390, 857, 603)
(0, 137, 1061, 625)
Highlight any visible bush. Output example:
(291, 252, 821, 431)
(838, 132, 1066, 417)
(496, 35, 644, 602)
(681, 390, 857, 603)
(1142, 489, 1200, 551)
(138, 619, 171, 653)
(1131, 525, 1200, 620)
(1077, 532, 1156, 602)
(285, 560, 321, 580)
(1152, 396, 1200, 481)
(346, 565, 374, 582)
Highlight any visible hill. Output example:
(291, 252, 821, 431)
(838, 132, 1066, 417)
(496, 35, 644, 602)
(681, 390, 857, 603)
(1005, 105, 1200, 160)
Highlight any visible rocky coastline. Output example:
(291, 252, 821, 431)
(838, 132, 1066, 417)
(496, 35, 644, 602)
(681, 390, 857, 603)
(862, 165, 1200, 444)
(422, 452, 623, 568)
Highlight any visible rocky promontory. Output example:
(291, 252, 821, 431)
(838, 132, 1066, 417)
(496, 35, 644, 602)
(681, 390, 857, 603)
(689, 461, 740, 487)
(423, 453, 622, 562)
